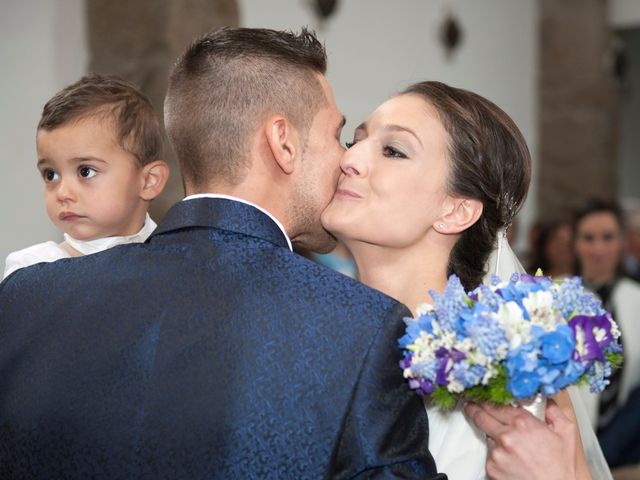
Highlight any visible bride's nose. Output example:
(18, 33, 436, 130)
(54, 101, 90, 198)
(341, 164, 360, 176)
(340, 148, 366, 177)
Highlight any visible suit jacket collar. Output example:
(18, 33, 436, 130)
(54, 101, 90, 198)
(150, 197, 291, 250)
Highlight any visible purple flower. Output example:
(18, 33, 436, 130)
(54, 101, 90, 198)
(570, 314, 613, 364)
(434, 348, 466, 386)
(409, 378, 435, 395)
(399, 355, 412, 369)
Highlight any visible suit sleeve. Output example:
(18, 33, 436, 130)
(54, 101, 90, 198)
(328, 302, 448, 480)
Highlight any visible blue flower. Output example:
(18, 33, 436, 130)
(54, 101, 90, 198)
(412, 358, 440, 382)
(552, 277, 606, 317)
(473, 284, 504, 312)
(460, 306, 508, 358)
(398, 313, 435, 348)
(541, 325, 575, 364)
(536, 359, 561, 384)
(506, 343, 538, 376)
(587, 361, 611, 393)
(553, 360, 585, 391)
(452, 362, 486, 388)
(509, 371, 540, 399)
(429, 275, 468, 331)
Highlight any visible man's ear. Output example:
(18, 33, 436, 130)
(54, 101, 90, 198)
(264, 116, 298, 175)
(140, 160, 170, 201)
(433, 198, 483, 235)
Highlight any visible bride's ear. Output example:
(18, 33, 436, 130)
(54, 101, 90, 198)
(434, 198, 483, 235)
(264, 115, 298, 175)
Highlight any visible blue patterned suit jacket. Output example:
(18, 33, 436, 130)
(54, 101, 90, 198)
(0, 198, 445, 479)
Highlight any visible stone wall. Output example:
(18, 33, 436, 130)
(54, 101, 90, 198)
(87, 0, 239, 218)
(538, 0, 621, 221)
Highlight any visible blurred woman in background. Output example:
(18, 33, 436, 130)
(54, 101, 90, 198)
(573, 199, 640, 470)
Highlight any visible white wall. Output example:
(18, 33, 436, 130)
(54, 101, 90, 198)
(239, 0, 538, 252)
(611, 0, 640, 28)
(0, 0, 87, 264)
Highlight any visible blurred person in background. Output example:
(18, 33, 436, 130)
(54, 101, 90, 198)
(528, 220, 575, 279)
(622, 201, 640, 282)
(573, 199, 640, 471)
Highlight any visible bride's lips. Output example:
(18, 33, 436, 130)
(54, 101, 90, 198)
(59, 212, 84, 221)
(334, 188, 362, 199)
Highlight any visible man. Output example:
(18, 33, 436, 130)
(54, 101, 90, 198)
(0, 28, 443, 479)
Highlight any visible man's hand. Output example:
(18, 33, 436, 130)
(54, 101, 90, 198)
(464, 399, 579, 480)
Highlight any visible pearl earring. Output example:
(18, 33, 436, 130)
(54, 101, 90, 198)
(438, 223, 445, 229)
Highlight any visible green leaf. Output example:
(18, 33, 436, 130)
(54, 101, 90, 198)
(431, 386, 457, 410)
(606, 352, 624, 370)
(463, 365, 514, 406)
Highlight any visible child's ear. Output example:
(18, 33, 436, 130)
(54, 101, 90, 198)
(434, 198, 483, 235)
(264, 116, 298, 175)
(140, 160, 170, 201)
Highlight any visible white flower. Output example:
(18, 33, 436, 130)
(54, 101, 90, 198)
(447, 377, 465, 394)
(497, 301, 531, 349)
(609, 318, 622, 338)
(455, 338, 476, 356)
(416, 302, 435, 316)
(523, 291, 559, 331)
(482, 365, 498, 385)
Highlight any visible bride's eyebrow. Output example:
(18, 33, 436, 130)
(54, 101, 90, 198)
(383, 124, 423, 147)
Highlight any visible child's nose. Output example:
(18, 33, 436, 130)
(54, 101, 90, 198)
(56, 179, 76, 203)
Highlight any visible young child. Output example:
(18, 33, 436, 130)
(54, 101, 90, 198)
(3, 74, 169, 279)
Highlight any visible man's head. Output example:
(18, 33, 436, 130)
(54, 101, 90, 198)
(164, 27, 345, 252)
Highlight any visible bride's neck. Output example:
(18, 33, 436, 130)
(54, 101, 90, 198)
(348, 237, 451, 316)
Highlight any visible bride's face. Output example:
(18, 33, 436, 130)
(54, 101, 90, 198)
(321, 94, 451, 248)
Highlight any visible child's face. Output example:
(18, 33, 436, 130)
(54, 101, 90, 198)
(36, 115, 149, 240)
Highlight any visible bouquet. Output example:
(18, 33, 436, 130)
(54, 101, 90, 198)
(399, 272, 623, 409)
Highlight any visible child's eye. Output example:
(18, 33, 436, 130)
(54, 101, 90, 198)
(345, 141, 356, 149)
(78, 166, 97, 178)
(42, 169, 59, 182)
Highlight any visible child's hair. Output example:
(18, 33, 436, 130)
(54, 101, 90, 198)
(38, 73, 163, 167)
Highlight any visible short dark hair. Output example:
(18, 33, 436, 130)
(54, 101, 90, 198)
(574, 198, 625, 231)
(38, 73, 163, 167)
(401, 81, 531, 290)
(573, 198, 626, 277)
(164, 27, 328, 190)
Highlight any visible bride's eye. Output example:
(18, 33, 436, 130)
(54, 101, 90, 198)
(383, 145, 407, 159)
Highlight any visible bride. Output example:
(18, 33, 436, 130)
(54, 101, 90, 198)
(321, 81, 610, 479)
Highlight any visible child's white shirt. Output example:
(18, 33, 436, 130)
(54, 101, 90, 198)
(3, 214, 156, 279)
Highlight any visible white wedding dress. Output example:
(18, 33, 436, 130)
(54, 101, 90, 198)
(426, 236, 613, 480)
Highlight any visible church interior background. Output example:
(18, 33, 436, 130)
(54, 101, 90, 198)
(2, 0, 640, 262)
